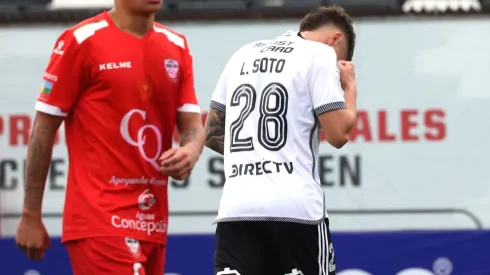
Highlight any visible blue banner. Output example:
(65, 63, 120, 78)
(2, 231, 489, 275)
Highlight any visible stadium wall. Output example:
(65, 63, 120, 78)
(0, 19, 489, 274)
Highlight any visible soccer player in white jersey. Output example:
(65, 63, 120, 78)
(204, 6, 357, 275)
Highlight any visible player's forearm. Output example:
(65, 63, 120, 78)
(322, 85, 358, 149)
(23, 127, 56, 216)
(344, 83, 357, 111)
(204, 108, 225, 155)
(180, 123, 205, 156)
(343, 84, 358, 132)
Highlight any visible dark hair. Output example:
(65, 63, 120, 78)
(300, 5, 356, 61)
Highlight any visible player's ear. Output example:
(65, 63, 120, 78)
(328, 32, 343, 47)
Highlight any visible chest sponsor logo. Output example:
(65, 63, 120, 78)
(164, 59, 179, 79)
(99, 61, 132, 71)
(229, 160, 293, 178)
(111, 189, 167, 236)
(120, 109, 162, 171)
(109, 176, 166, 186)
(138, 189, 156, 211)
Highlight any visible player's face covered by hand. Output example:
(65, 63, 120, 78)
(126, 0, 163, 15)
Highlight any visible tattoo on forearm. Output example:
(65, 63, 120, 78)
(204, 108, 226, 155)
(180, 125, 199, 147)
(24, 125, 55, 212)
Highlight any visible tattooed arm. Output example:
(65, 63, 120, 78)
(23, 112, 63, 217)
(160, 112, 205, 180)
(177, 112, 205, 151)
(204, 108, 226, 155)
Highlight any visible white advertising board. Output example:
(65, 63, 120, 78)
(1, 19, 489, 236)
(50, 0, 113, 9)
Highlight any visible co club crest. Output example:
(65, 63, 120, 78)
(164, 59, 179, 79)
(125, 237, 141, 259)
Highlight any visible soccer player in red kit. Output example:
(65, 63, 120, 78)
(15, 0, 205, 274)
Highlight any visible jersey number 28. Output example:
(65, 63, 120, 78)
(229, 82, 288, 152)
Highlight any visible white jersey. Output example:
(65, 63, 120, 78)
(211, 30, 346, 224)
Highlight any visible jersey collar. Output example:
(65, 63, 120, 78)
(278, 30, 303, 40)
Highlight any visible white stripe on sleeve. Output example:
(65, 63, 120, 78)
(177, 103, 201, 113)
(35, 101, 68, 117)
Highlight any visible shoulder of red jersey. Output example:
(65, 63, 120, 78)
(152, 23, 188, 50)
(59, 12, 110, 46)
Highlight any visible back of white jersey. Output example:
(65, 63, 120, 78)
(210, 30, 346, 224)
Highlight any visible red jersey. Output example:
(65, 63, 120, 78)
(36, 12, 200, 245)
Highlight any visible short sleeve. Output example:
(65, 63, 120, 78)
(36, 30, 88, 117)
(177, 37, 201, 113)
(307, 46, 346, 117)
(209, 65, 227, 113)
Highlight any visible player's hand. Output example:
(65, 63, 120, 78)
(16, 214, 51, 261)
(338, 60, 356, 90)
(159, 146, 199, 180)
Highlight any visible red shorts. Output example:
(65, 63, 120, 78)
(65, 236, 166, 275)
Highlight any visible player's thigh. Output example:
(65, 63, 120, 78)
(145, 244, 166, 275)
(266, 219, 337, 275)
(214, 221, 266, 275)
(65, 236, 149, 275)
